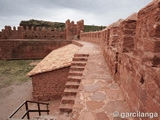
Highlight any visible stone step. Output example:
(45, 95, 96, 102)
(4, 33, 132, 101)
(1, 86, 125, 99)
(32, 115, 57, 120)
(65, 81, 80, 88)
(69, 70, 83, 76)
(67, 76, 82, 82)
(71, 61, 87, 66)
(61, 95, 76, 104)
(72, 40, 83, 47)
(70, 66, 85, 71)
(74, 54, 89, 57)
(59, 103, 73, 113)
(72, 57, 88, 61)
(64, 88, 78, 95)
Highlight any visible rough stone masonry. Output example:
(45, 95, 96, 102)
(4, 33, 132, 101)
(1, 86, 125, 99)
(80, 0, 160, 117)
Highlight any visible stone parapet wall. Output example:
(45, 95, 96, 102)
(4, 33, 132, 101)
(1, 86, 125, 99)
(0, 40, 71, 60)
(80, 0, 160, 115)
(65, 19, 84, 40)
(0, 26, 66, 40)
(0, 19, 84, 40)
(0, 19, 84, 60)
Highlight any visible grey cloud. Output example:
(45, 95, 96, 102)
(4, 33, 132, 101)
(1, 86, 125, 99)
(0, 0, 152, 29)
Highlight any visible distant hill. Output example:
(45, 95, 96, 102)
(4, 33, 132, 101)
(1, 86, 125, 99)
(84, 25, 106, 32)
(20, 19, 106, 32)
(20, 19, 65, 31)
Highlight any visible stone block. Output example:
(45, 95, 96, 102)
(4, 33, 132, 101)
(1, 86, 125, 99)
(146, 97, 160, 113)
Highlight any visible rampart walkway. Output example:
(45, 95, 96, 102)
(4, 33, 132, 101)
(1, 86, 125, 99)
(70, 41, 130, 120)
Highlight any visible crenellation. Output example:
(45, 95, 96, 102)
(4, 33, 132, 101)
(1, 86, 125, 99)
(80, 0, 160, 115)
(0, 1, 159, 117)
(65, 19, 84, 40)
(36, 27, 39, 31)
(0, 19, 83, 40)
(13, 26, 16, 31)
(26, 26, 29, 31)
(0, 19, 83, 60)
(41, 27, 46, 31)
(54, 27, 57, 31)
(18, 26, 24, 31)
(47, 27, 51, 32)
(31, 26, 34, 31)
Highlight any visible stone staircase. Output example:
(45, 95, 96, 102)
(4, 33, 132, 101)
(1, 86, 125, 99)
(59, 54, 89, 114)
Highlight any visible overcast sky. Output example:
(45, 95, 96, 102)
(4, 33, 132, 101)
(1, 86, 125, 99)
(0, 0, 152, 30)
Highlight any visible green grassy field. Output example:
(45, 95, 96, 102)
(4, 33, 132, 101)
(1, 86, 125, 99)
(0, 60, 39, 89)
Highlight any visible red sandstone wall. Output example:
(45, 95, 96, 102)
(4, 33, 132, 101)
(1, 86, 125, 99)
(65, 19, 84, 40)
(32, 67, 70, 101)
(0, 19, 84, 60)
(80, 0, 160, 117)
(0, 19, 84, 40)
(0, 26, 66, 40)
(0, 40, 71, 60)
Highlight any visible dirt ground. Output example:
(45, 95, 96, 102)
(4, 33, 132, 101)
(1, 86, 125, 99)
(0, 80, 61, 120)
(0, 80, 33, 119)
(0, 60, 61, 120)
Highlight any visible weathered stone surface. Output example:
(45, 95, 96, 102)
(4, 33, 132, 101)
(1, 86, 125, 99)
(0, 40, 71, 60)
(28, 44, 81, 76)
(108, 82, 120, 90)
(105, 89, 124, 100)
(73, 103, 83, 110)
(70, 41, 130, 120)
(82, 92, 90, 98)
(32, 67, 70, 101)
(32, 115, 57, 120)
(80, 0, 160, 116)
(104, 101, 128, 114)
(96, 112, 109, 120)
(86, 101, 104, 110)
(82, 112, 96, 120)
(84, 83, 100, 92)
(90, 92, 106, 101)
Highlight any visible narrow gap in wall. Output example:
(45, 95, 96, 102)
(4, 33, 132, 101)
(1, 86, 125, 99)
(115, 68, 118, 74)
(140, 76, 145, 85)
(35, 35, 37, 38)
(107, 30, 110, 45)
(77, 35, 80, 39)
(116, 52, 118, 62)
(44, 36, 47, 38)
(115, 52, 119, 74)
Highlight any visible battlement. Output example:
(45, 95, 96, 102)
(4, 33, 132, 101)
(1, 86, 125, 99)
(80, 0, 160, 115)
(65, 19, 84, 40)
(0, 19, 84, 40)
(0, 19, 84, 60)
